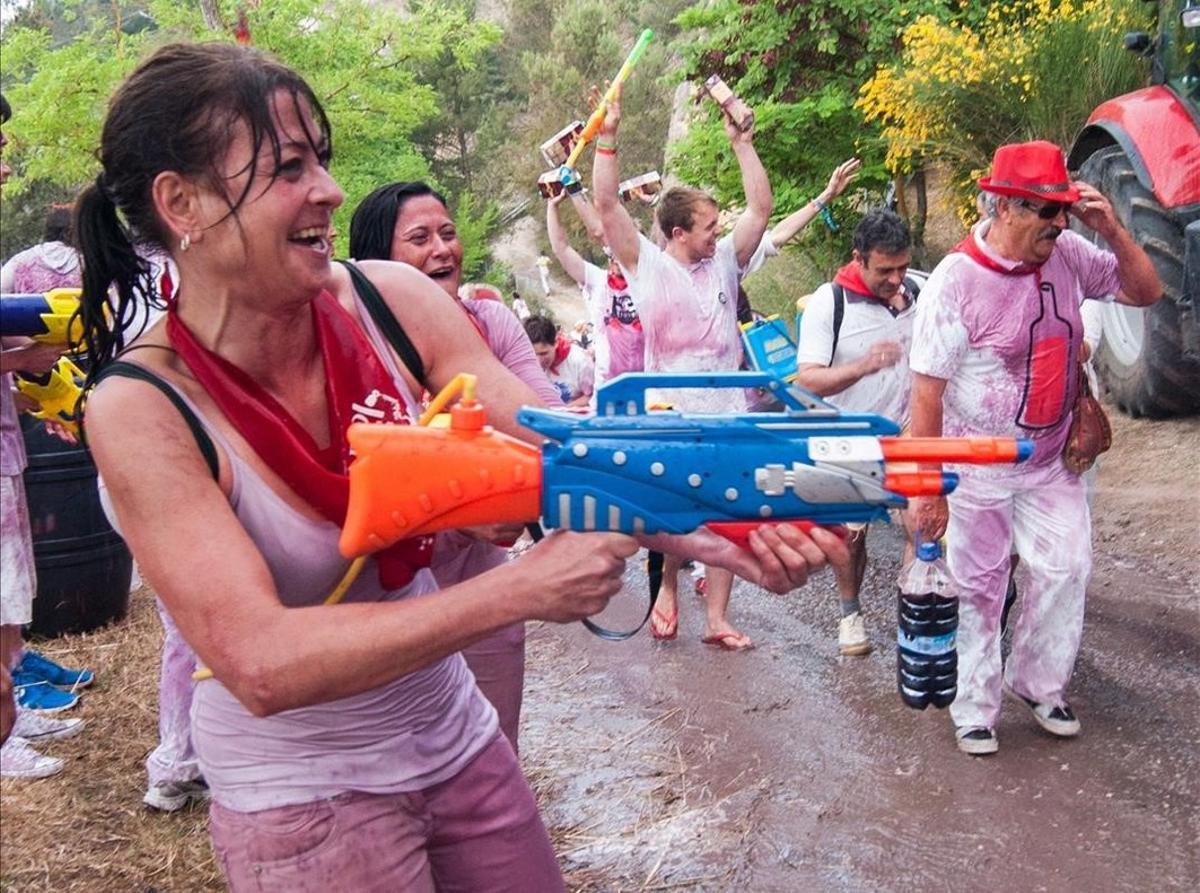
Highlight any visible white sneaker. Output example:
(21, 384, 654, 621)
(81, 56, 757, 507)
(144, 778, 211, 812)
(955, 726, 999, 756)
(0, 736, 65, 779)
(11, 707, 86, 743)
(838, 612, 872, 656)
(1007, 687, 1081, 737)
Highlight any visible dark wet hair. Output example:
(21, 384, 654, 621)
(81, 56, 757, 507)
(852, 209, 911, 262)
(0, 93, 11, 124)
(523, 315, 557, 346)
(44, 206, 73, 245)
(657, 186, 717, 239)
(349, 182, 448, 261)
(74, 42, 332, 386)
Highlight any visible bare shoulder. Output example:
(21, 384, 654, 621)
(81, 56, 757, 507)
(85, 358, 224, 491)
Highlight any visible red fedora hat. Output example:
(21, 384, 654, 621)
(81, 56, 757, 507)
(978, 140, 1080, 203)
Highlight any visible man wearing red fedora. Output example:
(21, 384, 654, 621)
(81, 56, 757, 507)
(906, 140, 1161, 756)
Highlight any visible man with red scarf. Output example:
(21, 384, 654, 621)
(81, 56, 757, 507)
(796, 209, 918, 658)
(524, 314, 595, 409)
(908, 141, 1161, 756)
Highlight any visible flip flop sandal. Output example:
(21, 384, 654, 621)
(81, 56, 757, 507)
(701, 631, 755, 652)
(650, 605, 678, 641)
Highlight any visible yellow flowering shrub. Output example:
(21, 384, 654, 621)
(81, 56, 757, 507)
(857, 0, 1150, 224)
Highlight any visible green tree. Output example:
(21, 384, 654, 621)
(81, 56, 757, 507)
(492, 0, 690, 265)
(1, 0, 503, 273)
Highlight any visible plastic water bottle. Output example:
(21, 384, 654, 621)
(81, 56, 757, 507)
(896, 541, 958, 710)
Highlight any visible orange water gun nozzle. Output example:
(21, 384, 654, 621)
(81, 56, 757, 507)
(880, 437, 1034, 465)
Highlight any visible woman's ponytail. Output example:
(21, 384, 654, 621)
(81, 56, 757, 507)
(74, 176, 151, 392)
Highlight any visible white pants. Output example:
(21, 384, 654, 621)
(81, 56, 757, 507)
(0, 475, 36, 627)
(146, 598, 201, 787)
(946, 460, 1091, 730)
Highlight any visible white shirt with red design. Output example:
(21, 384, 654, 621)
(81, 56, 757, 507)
(621, 233, 746, 413)
(582, 261, 644, 391)
(910, 222, 1120, 472)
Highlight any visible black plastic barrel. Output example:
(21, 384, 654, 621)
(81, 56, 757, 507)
(19, 414, 132, 637)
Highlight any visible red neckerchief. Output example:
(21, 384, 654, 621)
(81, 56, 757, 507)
(607, 270, 628, 291)
(550, 334, 572, 373)
(167, 291, 433, 589)
(832, 261, 886, 301)
(953, 232, 1042, 282)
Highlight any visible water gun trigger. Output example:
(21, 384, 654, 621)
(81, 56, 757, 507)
(706, 520, 850, 552)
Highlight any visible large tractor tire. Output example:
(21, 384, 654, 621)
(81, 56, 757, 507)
(1073, 145, 1200, 417)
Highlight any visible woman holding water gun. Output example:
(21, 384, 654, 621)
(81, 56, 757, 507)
(74, 43, 843, 891)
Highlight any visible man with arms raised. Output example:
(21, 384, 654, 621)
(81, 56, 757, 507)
(592, 84, 771, 651)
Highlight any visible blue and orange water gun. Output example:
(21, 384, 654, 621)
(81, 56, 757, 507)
(338, 372, 1032, 558)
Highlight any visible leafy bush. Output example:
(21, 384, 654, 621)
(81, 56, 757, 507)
(668, 0, 973, 280)
(857, 0, 1151, 224)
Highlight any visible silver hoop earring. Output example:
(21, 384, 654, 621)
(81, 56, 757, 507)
(180, 233, 191, 252)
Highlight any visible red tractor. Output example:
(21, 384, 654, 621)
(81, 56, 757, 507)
(1068, 0, 1200, 417)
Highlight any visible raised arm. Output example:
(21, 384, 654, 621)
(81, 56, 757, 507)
(568, 190, 605, 245)
(591, 83, 642, 277)
(546, 192, 589, 286)
(1070, 181, 1161, 307)
(769, 158, 861, 249)
(727, 112, 773, 269)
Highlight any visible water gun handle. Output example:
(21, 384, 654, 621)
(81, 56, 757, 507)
(563, 28, 654, 170)
(706, 520, 849, 552)
(14, 356, 85, 436)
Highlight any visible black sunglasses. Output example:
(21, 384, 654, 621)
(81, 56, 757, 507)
(1011, 196, 1072, 220)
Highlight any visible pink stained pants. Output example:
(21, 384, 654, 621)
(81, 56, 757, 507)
(432, 533, 526, 755)
(208, 733, 564, 893)
(147, 599, 202, 788)
(462, 622, 526, 756)
(946, 460, 1092, 732)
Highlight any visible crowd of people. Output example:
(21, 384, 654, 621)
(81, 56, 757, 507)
(0, 35, 1162, 891)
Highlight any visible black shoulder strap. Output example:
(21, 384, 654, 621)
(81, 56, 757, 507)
(830, 283, 846, 366)
(96, 361, 220, 481)
(903, 275, 921, 302)
(339, 260, 427, 387)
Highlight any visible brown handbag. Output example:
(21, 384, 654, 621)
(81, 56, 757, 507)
(1063, 364, 1112, 474)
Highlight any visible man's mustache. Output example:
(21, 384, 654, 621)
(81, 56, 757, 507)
(1038, 225, 1063, 240)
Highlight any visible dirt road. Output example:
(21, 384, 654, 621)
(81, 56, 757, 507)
(521, 410, 1200, 891)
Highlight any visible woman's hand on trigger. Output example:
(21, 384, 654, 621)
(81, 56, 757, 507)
(521, 531, 637, 622)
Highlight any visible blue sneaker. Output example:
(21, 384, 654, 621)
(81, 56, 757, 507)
(18, 650, 95, 690)
(13, 672, 81, 713)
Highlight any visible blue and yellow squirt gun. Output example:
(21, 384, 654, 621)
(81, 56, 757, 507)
(338, 372, 1032, 558)
(0, 289, 84, 344)
(1, 290, 86, 435)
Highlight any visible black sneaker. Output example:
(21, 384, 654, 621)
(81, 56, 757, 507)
(1008, 689, 1081, 737)
(955, 726, 999, 756)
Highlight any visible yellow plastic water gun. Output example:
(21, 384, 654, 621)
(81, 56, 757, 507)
(15, 356, 85, 436)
